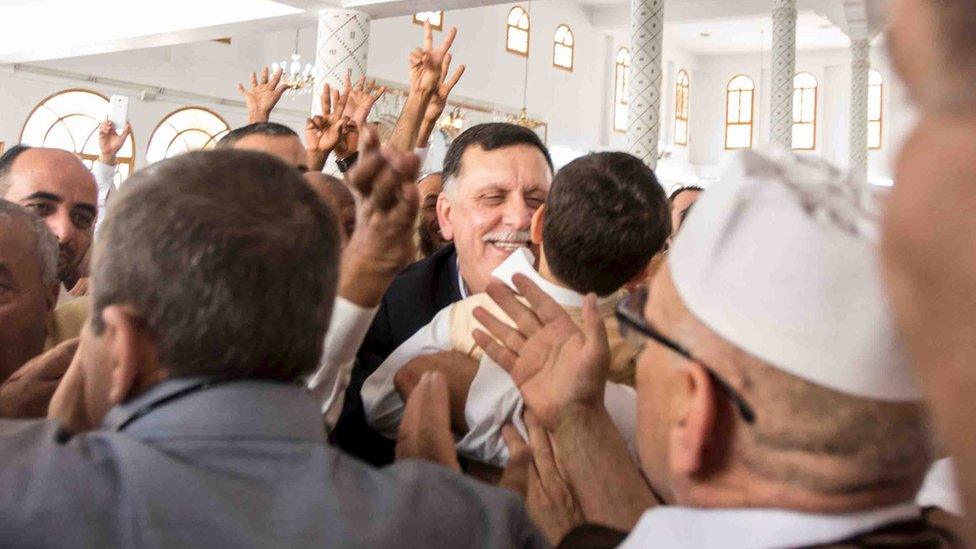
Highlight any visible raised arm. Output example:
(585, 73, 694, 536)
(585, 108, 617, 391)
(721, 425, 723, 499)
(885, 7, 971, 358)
(388, 22, 458, 152)
(305, 83, 350, 172)
(473, 275, 655, 531)
(238, 67, 288, 124)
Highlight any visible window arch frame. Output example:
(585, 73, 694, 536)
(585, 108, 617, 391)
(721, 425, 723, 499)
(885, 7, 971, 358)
(552, 24, 574, 71)
(724, 74, 755, 150)
(19, 87, 137, 181)
(613, 47, 631, 133)
(145, 106, 230, 164)
(792, 71, 819, 151)
(868, 69, 884, 150)
(674, 69, 690, 146)
(413, 11, 444, 31)
(506, 6, 530, 57)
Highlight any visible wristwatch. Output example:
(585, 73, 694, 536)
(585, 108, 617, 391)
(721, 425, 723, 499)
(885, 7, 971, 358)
(336, 152, 359, 173)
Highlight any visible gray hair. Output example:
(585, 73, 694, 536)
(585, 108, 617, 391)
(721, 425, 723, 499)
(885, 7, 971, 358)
(92, 149, 341, 382)
(0, 199, 58, 286)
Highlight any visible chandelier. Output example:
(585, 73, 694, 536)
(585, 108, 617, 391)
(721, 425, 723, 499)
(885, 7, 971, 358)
(440, 106, 465, 131)
(271, 29, 316, 95)
(509, 107, 544, 130)
(507, 2, 544, 130)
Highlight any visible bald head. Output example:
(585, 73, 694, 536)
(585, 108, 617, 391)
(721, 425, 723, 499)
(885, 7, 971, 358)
(304, 172, 356, 242)
(0, 147, 97, 286)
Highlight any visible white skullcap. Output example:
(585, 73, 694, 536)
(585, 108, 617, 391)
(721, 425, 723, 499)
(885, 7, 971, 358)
(669, 149, 920, 402)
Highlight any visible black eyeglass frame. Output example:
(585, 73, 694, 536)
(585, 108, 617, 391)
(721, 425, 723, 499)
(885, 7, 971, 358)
(615, 289, 757, 424)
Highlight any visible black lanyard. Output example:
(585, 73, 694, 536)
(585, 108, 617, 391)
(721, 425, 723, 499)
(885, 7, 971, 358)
(113, 377, 236, 432)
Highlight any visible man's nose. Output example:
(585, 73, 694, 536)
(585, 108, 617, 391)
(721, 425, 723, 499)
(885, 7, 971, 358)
(501, 195, 533, 230)
(45, 211, 76, 246)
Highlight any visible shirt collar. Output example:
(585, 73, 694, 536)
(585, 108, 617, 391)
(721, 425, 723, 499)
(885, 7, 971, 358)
(489, 247, 616, 309)
(619, 502, 921, 549)
(101, 378, 325, 442)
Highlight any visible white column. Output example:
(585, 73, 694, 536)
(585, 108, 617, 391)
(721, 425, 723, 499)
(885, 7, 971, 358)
(312, 9, 370, 116)
(769, 0, 797, 148)
(628, 0, 665, 169)
(849, 38, 870, 181)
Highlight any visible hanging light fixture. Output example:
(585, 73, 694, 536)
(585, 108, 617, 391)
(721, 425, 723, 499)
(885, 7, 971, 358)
(508, 2, 544, 131)
(271, 29, 316, 95)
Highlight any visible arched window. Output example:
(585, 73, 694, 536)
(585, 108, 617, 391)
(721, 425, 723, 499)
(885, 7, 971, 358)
(20, 88, 136, 186)
(725, 75, 755, 150)
(146, 107, 230, 164)
(674, 70, 690, 146)
(553, 24, 574, 71)
(613, 47, 631, 133)
(506, 6, 530, 56)
(413, 11, 443, 31)
(868, 69, 883, 150)
(792, 72, 818, 151)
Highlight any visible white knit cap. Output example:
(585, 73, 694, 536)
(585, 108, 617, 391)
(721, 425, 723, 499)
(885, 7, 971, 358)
(669, 149, 920, 402)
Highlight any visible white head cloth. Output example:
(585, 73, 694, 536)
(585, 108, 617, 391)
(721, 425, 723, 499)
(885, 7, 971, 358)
(669, 149, 919, 402)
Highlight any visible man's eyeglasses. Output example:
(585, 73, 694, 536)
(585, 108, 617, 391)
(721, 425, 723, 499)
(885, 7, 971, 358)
(615, 287, 756, 424)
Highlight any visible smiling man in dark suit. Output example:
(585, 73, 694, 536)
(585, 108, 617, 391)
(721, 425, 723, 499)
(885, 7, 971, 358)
(333, 122, 554, 465)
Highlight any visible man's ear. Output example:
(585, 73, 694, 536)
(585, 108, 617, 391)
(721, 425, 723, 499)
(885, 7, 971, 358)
(436, 193, 455, 241)
(100, 305, 159, 407)
(530, 205, 546, 245)
(668, 362, 718, 477)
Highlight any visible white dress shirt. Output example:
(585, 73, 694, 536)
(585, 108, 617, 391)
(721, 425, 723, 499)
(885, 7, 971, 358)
(92, 160, 117, 235)
(618, 502, 921, 548)
(361, 248, 637, 466)
(916, 458, 963, 515)
(306, 297, 379, 429)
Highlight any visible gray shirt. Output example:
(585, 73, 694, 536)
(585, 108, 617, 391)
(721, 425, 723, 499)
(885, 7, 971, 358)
(0, 378, 547, 548)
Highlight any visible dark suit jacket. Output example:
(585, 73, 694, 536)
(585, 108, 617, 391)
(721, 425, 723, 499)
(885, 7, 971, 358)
(332, 244, 463, 465)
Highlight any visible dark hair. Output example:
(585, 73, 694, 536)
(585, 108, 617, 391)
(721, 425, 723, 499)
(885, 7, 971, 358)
(217, 122, 299, 149)
(92, 149, 340, 382)
(0, 144, 33, 196)
(668, 185, 704, 202)
(542, 152, 670, 296)
(442, 123, 553, 192)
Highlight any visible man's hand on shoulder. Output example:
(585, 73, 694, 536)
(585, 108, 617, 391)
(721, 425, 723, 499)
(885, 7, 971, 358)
(394, 351, 477, 434)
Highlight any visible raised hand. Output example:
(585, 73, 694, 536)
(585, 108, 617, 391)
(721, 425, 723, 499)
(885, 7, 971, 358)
(344, 73, 387, 128)
(395, 371, 461, 471)
(98, 121, 131, 165)
(408, 22, 458, 94)
(416, 53, 465, 148)
(338, 125, 420, 306)
(306, 83, 350, 163)
(472, 275, 611, 430)
(502, 416, 585, 544)
(238, 67, 288, 123)
(0, 339, 78, 419)
(425, 54, 465, 123)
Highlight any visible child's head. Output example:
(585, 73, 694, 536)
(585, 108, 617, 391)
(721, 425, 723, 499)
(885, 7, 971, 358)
(535, 152, 671, 296)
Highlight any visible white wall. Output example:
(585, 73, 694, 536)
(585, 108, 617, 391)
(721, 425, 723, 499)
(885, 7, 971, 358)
(0, 7, 912, 185)
(0, 1, 612, 171)
(368, 1, 610, 162)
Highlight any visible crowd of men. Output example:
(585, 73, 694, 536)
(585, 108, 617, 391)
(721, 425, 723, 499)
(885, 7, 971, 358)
(0, 0, 974, 546)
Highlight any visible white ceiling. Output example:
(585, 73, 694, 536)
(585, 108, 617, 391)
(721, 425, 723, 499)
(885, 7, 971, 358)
(585, 0, 891, 52)
(0, 0, 890, 63)
(667, 11, 852, 55)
